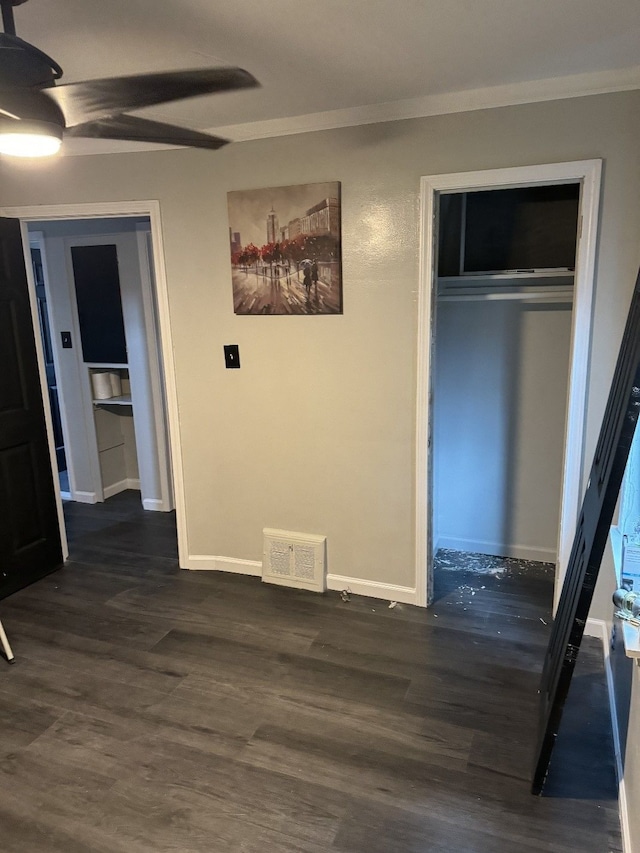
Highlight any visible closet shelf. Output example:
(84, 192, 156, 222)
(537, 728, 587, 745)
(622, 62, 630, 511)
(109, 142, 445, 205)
(438, 288, 574, 303)
(438, 271, 574, 284)
(85, 362, 128, 369)
(437, 269, 575, 302)
(93, 394, 132, 407)
(438, 272, 574, 303)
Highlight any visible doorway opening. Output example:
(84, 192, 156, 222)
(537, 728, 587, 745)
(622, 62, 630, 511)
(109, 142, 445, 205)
(26, 216, 173, 525)
(434, 183, 578, 601)
(0, 200, 185, 569)
(415, 161, 602, 610)
(26, 215, 174, 558)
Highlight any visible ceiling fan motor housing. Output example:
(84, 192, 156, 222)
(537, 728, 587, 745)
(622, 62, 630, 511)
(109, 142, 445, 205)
(0, 84, 64, 126)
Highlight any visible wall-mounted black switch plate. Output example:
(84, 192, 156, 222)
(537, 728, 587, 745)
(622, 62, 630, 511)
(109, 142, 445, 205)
(224, 344, 240, 368)
(61, 331, 72, 349)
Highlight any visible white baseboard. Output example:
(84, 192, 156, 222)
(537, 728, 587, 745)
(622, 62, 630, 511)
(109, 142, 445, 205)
(181, 557, 418, 606)
(102, 478, 140, 500)
(103, 480, 128, 500)
(326, 574, 418, 605)
(584, 616, 605, 638)
(436, 535, 556, 563)
(183, 554, 262, 575)
(587, 617, 631, 853)
(585, 617, 608, 640)
(70, 490, 98, 504)
(142, 498, 169, 512)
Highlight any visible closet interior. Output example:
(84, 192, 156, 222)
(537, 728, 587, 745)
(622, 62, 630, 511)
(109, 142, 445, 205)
(432, 184, 580, 572)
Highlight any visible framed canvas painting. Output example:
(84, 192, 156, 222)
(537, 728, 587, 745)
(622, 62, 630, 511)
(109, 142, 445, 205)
(227, 181, 342, 315)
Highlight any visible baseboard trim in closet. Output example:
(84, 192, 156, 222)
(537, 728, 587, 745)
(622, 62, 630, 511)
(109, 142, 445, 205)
(70, 490, 98, 504)
(436, 536, 556, 563)
(103, 479, 140, 500)
(142, 498, 169, 512)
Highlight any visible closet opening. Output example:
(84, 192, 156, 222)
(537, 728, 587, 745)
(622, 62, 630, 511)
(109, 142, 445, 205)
(432, 182, 579, 608)
(416, 161, 602, 612)
(26, 216, 174, 535)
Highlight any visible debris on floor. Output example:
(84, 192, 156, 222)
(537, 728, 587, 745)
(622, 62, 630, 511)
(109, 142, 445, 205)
(433, 550, 555, 620)
(434, 548, 554, 579)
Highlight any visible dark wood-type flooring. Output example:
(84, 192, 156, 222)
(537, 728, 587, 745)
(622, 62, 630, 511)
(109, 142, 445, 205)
(0, 492, 621, 852)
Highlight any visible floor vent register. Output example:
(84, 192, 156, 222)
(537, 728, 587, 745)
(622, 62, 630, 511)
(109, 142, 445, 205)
(262, 528, 326, 592)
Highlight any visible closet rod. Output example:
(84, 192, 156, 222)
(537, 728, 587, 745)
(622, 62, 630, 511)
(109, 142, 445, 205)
(438, 290, 574, 303)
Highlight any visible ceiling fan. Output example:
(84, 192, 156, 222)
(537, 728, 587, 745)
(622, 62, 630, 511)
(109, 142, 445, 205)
(0, 0, 259, 157)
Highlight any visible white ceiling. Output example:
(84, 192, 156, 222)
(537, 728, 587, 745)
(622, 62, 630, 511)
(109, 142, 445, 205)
(9, 0, 640, 154)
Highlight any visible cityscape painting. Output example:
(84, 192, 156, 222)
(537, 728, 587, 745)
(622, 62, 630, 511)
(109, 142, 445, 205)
(227, 181, 342, 315)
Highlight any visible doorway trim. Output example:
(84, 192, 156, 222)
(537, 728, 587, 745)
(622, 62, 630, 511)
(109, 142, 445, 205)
(28, 228, 72, 503)
(415, 160, 602, 609)
(0, 200, 187, 566)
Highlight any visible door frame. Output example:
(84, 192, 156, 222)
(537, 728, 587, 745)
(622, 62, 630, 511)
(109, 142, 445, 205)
(0, 200, 186, 565)
(415, 160, 602, 609)
(28, 229, 72, 501)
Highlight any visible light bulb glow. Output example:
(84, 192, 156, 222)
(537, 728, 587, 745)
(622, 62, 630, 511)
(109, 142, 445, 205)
(0, 132, 62, 157)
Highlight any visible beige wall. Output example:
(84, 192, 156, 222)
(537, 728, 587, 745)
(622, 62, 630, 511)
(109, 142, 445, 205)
(1, 90, 639, 595)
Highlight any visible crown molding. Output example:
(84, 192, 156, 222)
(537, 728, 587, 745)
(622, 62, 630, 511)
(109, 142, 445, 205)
(59, 64, 640, 156)
(213, 64, 640, 143)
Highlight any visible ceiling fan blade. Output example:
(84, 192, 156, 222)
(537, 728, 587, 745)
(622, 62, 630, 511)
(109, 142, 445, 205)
(65, 114, 229, 151)
(47, 67, 258, 127)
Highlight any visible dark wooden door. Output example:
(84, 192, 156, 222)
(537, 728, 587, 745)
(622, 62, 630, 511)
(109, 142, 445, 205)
(0, 217, 63, 599)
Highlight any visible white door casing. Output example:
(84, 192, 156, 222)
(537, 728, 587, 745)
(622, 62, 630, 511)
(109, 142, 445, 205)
(1, 200, 187, 567)
(416, 160, 602, 609)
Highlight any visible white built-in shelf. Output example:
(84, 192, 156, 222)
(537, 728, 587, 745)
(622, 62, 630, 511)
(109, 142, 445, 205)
(88, 364, 131, 407)
(93, 394, 132, 407)
(85, 362, 129, 369)
(438, 289, 574, 303)
(440, 271, 574, 284)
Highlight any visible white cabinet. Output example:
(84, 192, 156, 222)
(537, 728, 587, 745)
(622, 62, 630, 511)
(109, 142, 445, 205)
(88, 365, 138, 499)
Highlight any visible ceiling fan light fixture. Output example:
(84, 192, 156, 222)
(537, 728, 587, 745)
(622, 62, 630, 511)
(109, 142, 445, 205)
(0, 0, 260, 155)
(0, 118, 62, 157)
